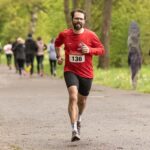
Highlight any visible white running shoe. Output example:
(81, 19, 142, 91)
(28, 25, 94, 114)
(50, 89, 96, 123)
(71, 130, 80, 142)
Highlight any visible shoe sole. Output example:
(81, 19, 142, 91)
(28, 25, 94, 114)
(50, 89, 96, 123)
(71, 136, 80, 142)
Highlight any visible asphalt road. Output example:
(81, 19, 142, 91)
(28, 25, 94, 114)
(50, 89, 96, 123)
(0, 65, 150, 150)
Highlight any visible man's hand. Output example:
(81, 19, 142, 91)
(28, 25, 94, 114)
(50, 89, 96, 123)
(57, 57, 64, 65)
(81, 43, 90, 54)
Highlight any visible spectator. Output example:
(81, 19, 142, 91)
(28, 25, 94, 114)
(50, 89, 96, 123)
(12, 38, 19, 73)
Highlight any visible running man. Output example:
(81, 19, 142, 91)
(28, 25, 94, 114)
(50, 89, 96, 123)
(55, 9, 105, 142)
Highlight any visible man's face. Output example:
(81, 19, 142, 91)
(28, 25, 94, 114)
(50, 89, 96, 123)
(72, 12, 85, 31)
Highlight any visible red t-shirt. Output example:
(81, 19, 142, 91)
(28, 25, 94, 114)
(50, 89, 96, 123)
(55, 28, 105, 78)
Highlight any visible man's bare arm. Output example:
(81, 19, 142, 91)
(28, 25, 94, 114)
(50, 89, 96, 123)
(55, 47, 63, 65)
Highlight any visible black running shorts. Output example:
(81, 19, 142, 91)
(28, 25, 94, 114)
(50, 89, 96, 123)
(64, 71, 93, 96)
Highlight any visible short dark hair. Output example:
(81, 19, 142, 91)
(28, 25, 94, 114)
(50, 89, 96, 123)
(71, 9, 86, 20)
(28, 33, 32, 37)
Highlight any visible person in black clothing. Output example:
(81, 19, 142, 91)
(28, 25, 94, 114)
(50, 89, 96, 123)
(25, 33, 38, 76)
(15, 37, 26, 76)
(12, 38, 19, 73)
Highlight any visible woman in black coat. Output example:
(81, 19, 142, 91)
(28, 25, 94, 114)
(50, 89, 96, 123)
(15, 37, 26, 76)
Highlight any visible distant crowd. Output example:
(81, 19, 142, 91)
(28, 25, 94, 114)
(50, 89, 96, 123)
(0, 33, 57, 77)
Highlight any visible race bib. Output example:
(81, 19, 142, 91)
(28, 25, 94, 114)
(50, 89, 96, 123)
(69, 54, 85, 63)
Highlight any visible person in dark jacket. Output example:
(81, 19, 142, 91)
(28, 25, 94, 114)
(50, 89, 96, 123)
(25, 33, 38, 76)
(15, 37, 26, 76)
(12, 38, 19, 73)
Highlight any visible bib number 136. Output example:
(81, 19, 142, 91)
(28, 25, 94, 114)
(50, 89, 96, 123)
(69, 55, 85, 63)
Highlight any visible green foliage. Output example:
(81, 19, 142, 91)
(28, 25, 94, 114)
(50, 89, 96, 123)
(0, 0, 29, 43)
(0, 0, 150, 65)
(110, 0, 150, 66)
(90, 0, 103, 35)
(35, 0, 66, 42)
(86, 0, 150, 67)
(0, 0, 66, 45)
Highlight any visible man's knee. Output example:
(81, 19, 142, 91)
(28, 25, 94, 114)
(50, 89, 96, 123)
(69, 94, 78, 103)
(78, 97, 87, 105)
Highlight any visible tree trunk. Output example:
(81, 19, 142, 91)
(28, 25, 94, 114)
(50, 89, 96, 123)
(29, 6, 38, 35)
(98, 0, 112, 69)
(84, 0, 92, 28)
(64, 0, 71, 28)
(72, 0, 79, 9)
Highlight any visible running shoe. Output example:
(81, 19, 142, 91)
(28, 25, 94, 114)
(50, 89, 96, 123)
(71, 130, 80, 142)
(77, 121, 81, 135)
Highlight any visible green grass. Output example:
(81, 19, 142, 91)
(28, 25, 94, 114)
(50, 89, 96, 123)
(0, 53, 150, 93)
(94, 66, 150, 93)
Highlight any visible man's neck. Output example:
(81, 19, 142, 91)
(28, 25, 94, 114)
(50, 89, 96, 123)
(73, 28, 84, 34)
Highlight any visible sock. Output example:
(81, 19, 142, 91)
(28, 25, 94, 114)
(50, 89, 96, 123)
(71, 122, 77, 132)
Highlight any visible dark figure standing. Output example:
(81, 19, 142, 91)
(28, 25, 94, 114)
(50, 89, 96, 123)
(25, 33, 38, 76)
(12, 39, 19, 73)
(128, 21, 142, 89)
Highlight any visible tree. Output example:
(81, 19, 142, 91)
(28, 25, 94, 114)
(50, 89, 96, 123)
(23, 0, 47, 35)
(97, 0, 113, 69)
(84, 0, 92, 28)
(72, 0, 79, 9)
(64, 0, 71, 28)
(63, 0, 81, 28)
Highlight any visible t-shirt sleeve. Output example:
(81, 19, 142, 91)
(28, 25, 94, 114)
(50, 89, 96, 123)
(89, 32, 105, 56)
(55, 32, 64, 48)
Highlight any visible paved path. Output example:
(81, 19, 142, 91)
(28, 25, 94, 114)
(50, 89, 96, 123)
(0, 65, 150, 150)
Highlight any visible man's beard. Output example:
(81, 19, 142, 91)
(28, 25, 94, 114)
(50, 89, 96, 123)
(73, 22, 83, 31)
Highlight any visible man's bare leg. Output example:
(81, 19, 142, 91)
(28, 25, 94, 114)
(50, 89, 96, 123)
(68, 86, 78, 124)
(67, 85, 80, 141)
(77, 93, 87, 134)
(78, 93, 87, 117)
